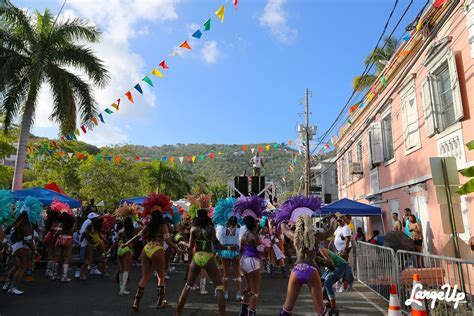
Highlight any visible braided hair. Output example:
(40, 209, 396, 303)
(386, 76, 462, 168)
(294, 215, 315, 253)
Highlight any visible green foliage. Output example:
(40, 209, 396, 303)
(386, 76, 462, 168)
(457, 140, 474, 195)
(0, 165, 13, 188)
(138, 160, 191, 199)
(0, 140, 14, 158)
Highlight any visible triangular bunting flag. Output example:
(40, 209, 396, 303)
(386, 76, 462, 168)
(70, 133, 77, 141)
(170, 157, 175, 163)
(215, 5, 225, 23)
(179, 41, 192, 50)
(159, 61, 169, 69)
(115, 156, 122, 164)
(162, 156, 167, 161)
(143, 76, 153, 87)
(192, 156, 196, 162)
(77, 153, 84, 160)
(104, 108, 114, 114)
(288, 140, 293, 145)
(68, 152, 73, 158)
(171, 50, 180, 57)
(125, 91, 134, 103)
(258, 146, 263, 153)
(135, 155, 140, 161)
(209, 153, 214, 159)
(434, 0, 447, 8)
(74, 128, 80, 136)
(380, 76, 387, 86)
(98, 113, 105, 123)
(251, 148, 255, 154)
(192, 29, 202, 39)
(370, 85, 378, 96)
(60, 136, 67, 143)
(65, 135, 72, 141)
(92, 117, 98, 126)
(233, 0, 238, 9)
(265, 145, 270, 151)
(52, 141, 58, 149)
(242, 145, 247, 151)
(111, 103, 119, 111)
(151, 68, 164, 77)
(96, 155, 103, 161)
(199, 155, 204, 160)
(179, 157, 184, 164)
(134, 83, 143, 94)
(186, 155, 191, 161)
(402, 34, 411, 42)
(203, 18, 211, 31)
(106, 156, 112, 161)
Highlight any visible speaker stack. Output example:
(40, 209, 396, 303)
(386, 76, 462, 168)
(234, 176, 249, 198)
(251, 176, 265, 198)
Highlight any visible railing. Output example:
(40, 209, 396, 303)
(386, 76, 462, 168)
(355, 242, 398, 302)
(355, 242, 474, 315)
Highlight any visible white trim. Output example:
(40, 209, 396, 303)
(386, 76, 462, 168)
(434, 121, 462, 141)
(405, 143, 422, 156)
(383, 157, 396, 167)
(464, 0, 474, 58)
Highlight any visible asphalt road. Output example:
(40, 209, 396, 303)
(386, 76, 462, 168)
(0, 263, 387, 316)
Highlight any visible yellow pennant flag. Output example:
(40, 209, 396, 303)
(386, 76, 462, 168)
(215, 5, 225, 23)
(192, 155, 196, 162)
(218, 152, 223, 156)
(416, 17, 424, 31)
(151, 68, 164, 77)
(170, 157, 175, 163)
(265, 145, 270, 151)
(74, 128, 80, 136)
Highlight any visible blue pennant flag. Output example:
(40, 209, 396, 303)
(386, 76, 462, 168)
(162, 156, 167, 161)
(134, 83, 143, 94)
(106, 156, 112, 161)
(65, 135, 73, 141)
(402, 34, 411, 42)
(192, 29, 202, 39)
(98, 113, 105, 123)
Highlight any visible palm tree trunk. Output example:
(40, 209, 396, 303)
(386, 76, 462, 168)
(12, 89, 37, 190)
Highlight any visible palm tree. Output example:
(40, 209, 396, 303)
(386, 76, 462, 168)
(0, 1, 109, 190)
(352, 36, 399, 92)
(142, 161, 192, 199)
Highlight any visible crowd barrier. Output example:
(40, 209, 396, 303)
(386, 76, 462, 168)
(355, 241, 474, 315)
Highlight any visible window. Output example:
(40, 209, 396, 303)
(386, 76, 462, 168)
(331, 169, 338, 185)
(356, 141, 363, 164)
(369, 123, 384, 165)
(347, 150, 353, 182)
(382, 113, 394, 161)
(324, 194, 332, 204)
(341, 157, 346, 185)
(422, 49, 463, 136)
(401, 79, 421, 152)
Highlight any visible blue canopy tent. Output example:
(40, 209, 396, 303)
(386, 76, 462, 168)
(320, 198, 385, 234)
(12, 187, 82, 208)
(120, 196, 145, 205)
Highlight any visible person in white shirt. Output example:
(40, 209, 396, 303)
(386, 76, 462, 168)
(329, 217, 352, 260)
(250, 152, 264, 176)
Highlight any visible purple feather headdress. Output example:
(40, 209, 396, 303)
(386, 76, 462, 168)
(233, 195, 266, 219)
(275, 196, 321, 226)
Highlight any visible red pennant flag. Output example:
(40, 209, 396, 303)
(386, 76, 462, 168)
(209, 153, 215, 159)
(179, 41, 192, 50)
(258, 146, 263, 153)
(60, 136, 67, 143)
(77, 153, 84, 160)
(186, 155, 191, 161)
(159, 60, 169, 69)
(135, 155, 140, 161)
(125, 91, 134, 103)
(434, 0, 447, 8)
(242, 145, 247, 151)
(52, 141, 58, 149)
(80, 125, 87, 133)
(233, 0, 238, 9)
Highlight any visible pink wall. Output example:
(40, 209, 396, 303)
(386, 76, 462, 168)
(336, 2, 474, 258)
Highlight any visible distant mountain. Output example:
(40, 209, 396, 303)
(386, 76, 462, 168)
(102, 143, 304, 191)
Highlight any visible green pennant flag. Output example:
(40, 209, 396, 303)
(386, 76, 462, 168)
(273, 143, 278, 148)
(203, 18, 211, 31)
(380, 75, 387, 86)
(143, 76, 153, 87)
(96, 155, 102, 161)
(348, 119, 352, 125)
(199, 155, 204, 160)
(104, 108, 113, 114)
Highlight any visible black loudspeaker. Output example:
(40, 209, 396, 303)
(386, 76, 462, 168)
(251, 176, 265, 197)
(234, 176, 249, 197)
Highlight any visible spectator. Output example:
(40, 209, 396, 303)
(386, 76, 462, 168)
(354, 227, 366, 242)
(329, 217, 351, 260)
(368, 230, 384, 246)
(392, 212, 402, 232)
(408, 215, 423, 252)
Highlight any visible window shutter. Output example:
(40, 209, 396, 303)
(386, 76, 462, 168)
(370, 123, 384, 164)
(400, 97, 409, 150)
(447, 50, 464, 121)
(421, 77, 436, 137)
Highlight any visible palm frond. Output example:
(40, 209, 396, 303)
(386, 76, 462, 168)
(0, 0, 36, 44)
(51, 17, 101, 44)
(352, 75, 376, 92)
(1, 74, 30, 132)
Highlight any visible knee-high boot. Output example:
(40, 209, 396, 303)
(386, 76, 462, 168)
(132, 286, 144, 311)
(51, 262, 59, 280)
(61, 264, 71, 282)
(121, 271, 130, 295)
(240, 303, 248, 316)
(156, 284, 168, 308)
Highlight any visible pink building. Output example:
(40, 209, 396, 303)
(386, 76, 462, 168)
(335, 0, 474, 259)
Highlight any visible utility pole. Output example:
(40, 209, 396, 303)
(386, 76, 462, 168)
(304, 88, 311, 197)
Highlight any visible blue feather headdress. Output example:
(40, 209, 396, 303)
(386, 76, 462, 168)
(15, 196, 44, 225)
(212, 197, 236, 226)
(0, 190, 14, 223)
(163, 206, 183, 225)
(275, 196, 321, 226)
(233, 195, 266, 219)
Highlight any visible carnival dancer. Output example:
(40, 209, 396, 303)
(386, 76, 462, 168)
(79, 212, 103, 280)
(50, 199, 75, 282)
(175, 208, 234, 316)
(213, 197, 242, 301)
(3, 197, 42, 295)
(122, 193, 182, 311)
(43, 206, 61, 278)
(234, 195, 266, 316)
(0, 190, 14, 276)
(162, 205, 182, 280)
(267, 218, 287, 278)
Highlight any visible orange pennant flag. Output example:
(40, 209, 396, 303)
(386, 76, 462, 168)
(179, 41, 192, 50)
(57, 151, 64, 157)
(399, 50, 411, 57)
(114, 156, 122, 164)
(111, 103, 119, 111)
(289, 140, 293, 145)
(242, 145, 248, 151)
(170, 157, 175, 163)
(92, 117, 98, 126)
(125, 91, 134, 103)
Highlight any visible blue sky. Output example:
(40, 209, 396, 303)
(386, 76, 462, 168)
(15, 0, 425, 147)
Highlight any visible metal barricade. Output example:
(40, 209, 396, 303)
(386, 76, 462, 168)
(396, 250, 474, 316)
(355, 241, 398, 302)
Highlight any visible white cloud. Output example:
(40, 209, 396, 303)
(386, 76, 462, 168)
(32, 0, 180, 146)
(259, 0, 297, 44)
(201, 41, 221, 64)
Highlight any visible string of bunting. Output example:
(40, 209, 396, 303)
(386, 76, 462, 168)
(58, 1, 238, 143)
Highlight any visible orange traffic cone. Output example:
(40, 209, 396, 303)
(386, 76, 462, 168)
(411, 274, 427, 316)
(388, 284, 402, 316)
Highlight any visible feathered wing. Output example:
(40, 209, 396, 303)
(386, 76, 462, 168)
(233, 195, 266, 219)
(15, 196, 43, 225)
(0, 190, 14, 222)
(275, 196, 321, 226)
(212, 197, 236, 226)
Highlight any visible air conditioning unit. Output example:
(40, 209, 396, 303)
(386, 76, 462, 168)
(349, 162, 363, 175)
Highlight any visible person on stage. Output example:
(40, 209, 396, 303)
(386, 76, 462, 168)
(213, 197, 242, 301)
(176, 208, 235, 316)
(250, 152, 264, 176)
(122, 193, 182, 310)
(234, 195, 266, 316)
(3, 197, 42, 295)
(51, 199, 75, 282)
